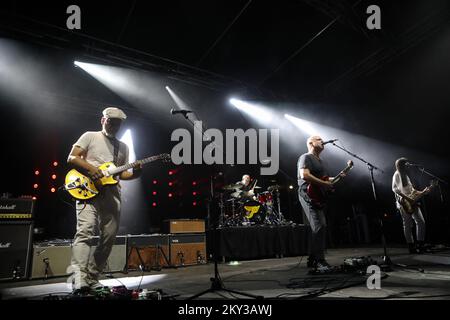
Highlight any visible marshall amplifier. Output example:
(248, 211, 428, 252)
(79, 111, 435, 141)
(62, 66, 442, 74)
(0, 221, 33, 280)
(0, 198, 35, 220)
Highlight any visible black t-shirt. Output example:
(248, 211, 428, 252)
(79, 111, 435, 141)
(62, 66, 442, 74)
(297, 153, 328, 197)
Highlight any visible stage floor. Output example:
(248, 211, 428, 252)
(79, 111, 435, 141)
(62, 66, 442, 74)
(1, 246, 450, 300)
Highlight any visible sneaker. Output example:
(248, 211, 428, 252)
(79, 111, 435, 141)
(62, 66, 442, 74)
(71, 286, 92, 296)
(89, 280, 106, 290)
(315, 260, 333, 272)
(416, 242, 432, 254)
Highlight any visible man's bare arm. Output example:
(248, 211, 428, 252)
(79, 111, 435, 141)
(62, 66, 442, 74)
(67, 146, 103, 180)
(300, 168, 332, 188)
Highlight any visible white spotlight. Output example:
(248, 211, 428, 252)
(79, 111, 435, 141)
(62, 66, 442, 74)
(119, 129, 136, 163)
(230, 98, 274, 124)
(284, 114, 318, 136)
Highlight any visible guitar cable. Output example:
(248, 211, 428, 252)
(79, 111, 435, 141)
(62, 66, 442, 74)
(57, 186, 87, 211)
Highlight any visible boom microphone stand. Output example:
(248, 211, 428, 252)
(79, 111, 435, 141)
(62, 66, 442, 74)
(329, 142, 421, 271)
(170, 108, 262, 299)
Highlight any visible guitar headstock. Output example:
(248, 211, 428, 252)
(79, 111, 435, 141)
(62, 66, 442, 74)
(430, 179, 438, 188)
(158, 153, 172, 163)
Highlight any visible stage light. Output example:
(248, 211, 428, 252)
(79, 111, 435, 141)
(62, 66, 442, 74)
(284, 114, 318, 135)
(51, 174, 57, 180)
(53, 161, 58, 167)
(152, 202, 157, 207)
(228, 261, 241, 266)
(165, 86, 192, 114)
(168, 193, 173, 198)
(192, 192, 197, 196)
(193, 202, 197, 206)
(50, 187, 56, 193)
(289, 185, 294, 190)
(192, 181, 197, 186)
(32, 196, 37, 200)
(33, 184, 39, 189)
(35, 170, 40, 176)
(168, 170, 174, 176)
(229, 98, 274, 124)
(152, 191, 157, 196)
(120, 129, 136, 163)
(168, 182, 173, 187)
(153, 180, 158, 185)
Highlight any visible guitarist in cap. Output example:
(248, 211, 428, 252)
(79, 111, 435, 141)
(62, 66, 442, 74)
(392, 157, 431, 254)
(297, 136, 335, 271)
(67, 107, 142, 294)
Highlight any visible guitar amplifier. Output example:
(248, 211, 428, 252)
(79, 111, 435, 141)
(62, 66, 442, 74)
(31, 240, 72, 279)
(126, 234, 171, 270)
(163, 219, 205, 234)
(169, 233, 207, 267)
(91, 235, 127, 273)
(0, 221, 33, 280)
(0, 198, 35, 220)
(31, 236, 127, 279)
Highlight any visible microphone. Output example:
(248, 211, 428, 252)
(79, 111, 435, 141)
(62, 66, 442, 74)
(406, 162, 424, 168)
(171, 108, 193, 118)
(322, 139, 338, 145)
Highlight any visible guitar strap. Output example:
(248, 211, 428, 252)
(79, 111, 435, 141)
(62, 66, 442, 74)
(112, 138, 120, 166)
(103, 132, 120, 165)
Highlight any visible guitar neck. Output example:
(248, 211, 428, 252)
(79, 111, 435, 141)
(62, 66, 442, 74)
(331, 165, 352, 185)
(108, 156, 159, 176)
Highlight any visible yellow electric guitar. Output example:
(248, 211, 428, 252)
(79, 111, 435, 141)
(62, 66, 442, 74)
(65, 153, 171, 200)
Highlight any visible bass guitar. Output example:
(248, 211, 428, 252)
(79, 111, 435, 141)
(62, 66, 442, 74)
(306, 160, 354, 209)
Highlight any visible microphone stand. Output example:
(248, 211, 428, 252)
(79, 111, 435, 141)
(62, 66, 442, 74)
(329, 142, 422, 272)
(416, 166, 448, 203)
(171, 110, 263, 300)
(417, 166, 448, 249)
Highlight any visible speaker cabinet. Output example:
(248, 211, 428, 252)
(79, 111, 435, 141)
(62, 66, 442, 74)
(0, 221, 33, 280)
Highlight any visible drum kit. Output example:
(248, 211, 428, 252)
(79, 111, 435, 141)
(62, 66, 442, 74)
(218, 182, 286, 227)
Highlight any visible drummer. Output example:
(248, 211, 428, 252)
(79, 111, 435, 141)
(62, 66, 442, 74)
(235, 174, 257, 200)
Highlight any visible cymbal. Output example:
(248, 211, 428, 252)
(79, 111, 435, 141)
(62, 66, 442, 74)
(253, 186, 262, 189)
(222, 183, 241, 190)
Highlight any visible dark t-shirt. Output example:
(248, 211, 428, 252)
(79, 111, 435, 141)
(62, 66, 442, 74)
(297, 153, 328, 198)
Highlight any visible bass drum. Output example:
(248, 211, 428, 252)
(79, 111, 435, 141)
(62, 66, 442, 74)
(242, 200, 266, 224)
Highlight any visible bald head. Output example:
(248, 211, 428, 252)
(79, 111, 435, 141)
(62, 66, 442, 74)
(242, 175, 251, 186)
(307, 135, 324, 153)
